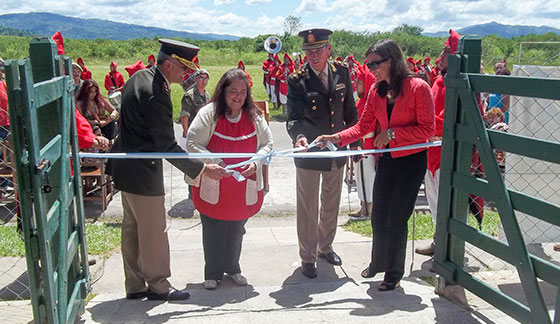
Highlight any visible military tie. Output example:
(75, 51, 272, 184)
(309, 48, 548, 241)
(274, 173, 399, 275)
(319, 71, 329, 90)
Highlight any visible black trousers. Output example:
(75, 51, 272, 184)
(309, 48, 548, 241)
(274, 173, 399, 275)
(200, 214, 248, 281)
(368, 150, 427, 284)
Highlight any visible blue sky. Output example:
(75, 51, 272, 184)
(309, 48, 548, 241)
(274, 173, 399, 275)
(4, 0, 560, 37)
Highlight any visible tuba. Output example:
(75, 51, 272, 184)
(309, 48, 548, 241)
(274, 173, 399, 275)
(264, 36, 282, 54)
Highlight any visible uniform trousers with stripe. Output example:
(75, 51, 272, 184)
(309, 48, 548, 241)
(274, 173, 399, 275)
(121, 192, 171, 295)
(296, 160, 344, 264)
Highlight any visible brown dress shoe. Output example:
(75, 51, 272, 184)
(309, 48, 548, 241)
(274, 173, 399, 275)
(415, 241, 435, 256)
(554, 244, 560, 252)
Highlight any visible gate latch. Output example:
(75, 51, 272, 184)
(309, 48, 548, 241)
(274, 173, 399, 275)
(35, 159, 52, 193)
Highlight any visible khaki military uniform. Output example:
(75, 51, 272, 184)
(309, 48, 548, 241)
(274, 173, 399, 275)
(286, 61, 358, 263)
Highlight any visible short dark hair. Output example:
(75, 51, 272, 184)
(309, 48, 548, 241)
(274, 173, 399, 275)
(157, 52, 172, 66)
(366, 39, 415, 98)
(210, 68, 260, 120)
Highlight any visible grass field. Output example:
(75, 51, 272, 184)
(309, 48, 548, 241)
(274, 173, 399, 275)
(86, 62, 285, 121)
(343, 210, 502, 240)
(0, 223, 122, 257)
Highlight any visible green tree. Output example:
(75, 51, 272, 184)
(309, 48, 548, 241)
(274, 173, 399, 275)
(393, 24, 423, 36)
(283, 15, 302, 36)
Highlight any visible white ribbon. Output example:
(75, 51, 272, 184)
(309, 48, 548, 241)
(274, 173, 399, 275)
(77, 141, 442, 182)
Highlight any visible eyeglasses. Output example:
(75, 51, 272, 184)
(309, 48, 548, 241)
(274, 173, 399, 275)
(366, 58, 389, 70)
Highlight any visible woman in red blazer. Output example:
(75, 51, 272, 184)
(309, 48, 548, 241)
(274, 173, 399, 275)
(317, 39, 435, 291)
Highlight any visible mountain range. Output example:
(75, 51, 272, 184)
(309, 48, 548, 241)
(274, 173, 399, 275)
(0, 12, 239, 41)
(0, 13, 558, 40)
(423, 21, 560, 38)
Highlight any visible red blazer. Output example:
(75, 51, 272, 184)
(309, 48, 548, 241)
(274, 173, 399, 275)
(339, 77, 435, 158)
(76, 108, 96, 149)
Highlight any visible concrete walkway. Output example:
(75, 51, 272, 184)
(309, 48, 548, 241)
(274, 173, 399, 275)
(2, 121, 539, 323)
(77, 122, 530, 323)
(82, 217, 514, 324)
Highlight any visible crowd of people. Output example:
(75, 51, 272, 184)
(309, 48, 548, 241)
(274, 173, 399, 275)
(2, 25, 559, 305)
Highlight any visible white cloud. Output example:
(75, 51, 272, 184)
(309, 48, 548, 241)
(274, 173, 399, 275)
(1, 0, 559, 38)
(213, 0, 235, 5)
(295, 0, 331, 13)
(245, 0, 271, 4)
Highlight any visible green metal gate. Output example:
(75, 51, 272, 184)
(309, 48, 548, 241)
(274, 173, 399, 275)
(5, 38, 90, 323)
(433, 36, 560, 323)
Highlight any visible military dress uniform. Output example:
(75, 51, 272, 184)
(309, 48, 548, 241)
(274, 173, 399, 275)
(287, 29, 358, 267)
(112, 40, 204, 298)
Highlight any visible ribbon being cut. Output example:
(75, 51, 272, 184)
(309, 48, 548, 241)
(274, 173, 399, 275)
(79, 141, 442, 182)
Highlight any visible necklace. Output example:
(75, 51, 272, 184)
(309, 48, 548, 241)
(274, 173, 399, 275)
(386, 91, 394, 100)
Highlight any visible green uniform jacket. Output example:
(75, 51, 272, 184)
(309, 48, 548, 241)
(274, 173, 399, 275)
(112, 66, 204, 196)
(286, 61, 358, 171)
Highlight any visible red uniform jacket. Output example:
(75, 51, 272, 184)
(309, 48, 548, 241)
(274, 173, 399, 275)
(104, 71, 125, 94)
(0, 81, 10, 127)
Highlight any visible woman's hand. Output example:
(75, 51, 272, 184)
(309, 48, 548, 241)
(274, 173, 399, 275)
(373, 130, 392, 147)
(110, 110, 119, 120)
(240, 162, 257, 177)
(314, 134, 340, 149)
(92, 136, 110, 150)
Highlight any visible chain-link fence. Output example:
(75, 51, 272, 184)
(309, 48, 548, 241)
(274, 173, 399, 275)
(456, 44, 560, 299)
(0, 119, 33, 323)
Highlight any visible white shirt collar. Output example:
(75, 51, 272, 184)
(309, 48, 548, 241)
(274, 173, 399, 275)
(310, 63, 328, 78)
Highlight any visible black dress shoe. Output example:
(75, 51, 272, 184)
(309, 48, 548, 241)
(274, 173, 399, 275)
(147, 288, 190, 301)
(378, 281, 400, 292)
(126, 290, 148, 299)
(318, 251, 342, 266)
(301, 262, 317, 278)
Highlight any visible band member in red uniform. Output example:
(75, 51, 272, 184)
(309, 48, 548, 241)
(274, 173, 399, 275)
(347, 60, 377, 221)
(146, 54, 156, 68)
(77, 58, 92, 80)
(277, 53, 295, 114)
(416, 29, 463, 256)
(237, 60, 253, 87)
(104, 61, 125, 95)
(269, 54, 281, 108)
(125, 60, 147, 77)
(262, 53, 274, 100)
(407, 57, 418, 73)
(345, 54, 361, 101)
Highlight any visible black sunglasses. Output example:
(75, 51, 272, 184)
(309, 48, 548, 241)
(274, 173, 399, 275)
(366, 58, 389, 70)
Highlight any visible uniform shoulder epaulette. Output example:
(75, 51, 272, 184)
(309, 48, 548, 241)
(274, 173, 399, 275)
(333, 60, 348, 68)
(291, 65, 309, 80)
(331, 60, 348, 73)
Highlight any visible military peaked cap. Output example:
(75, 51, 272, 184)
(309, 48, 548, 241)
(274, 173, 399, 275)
(298, 28, 333, 50)
(158, 38, 200, 71)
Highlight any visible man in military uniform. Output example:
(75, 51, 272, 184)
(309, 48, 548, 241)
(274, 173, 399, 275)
(112, 39, 227, 301)
(287, 28, 358, 278)
(180, 69, 210, 137)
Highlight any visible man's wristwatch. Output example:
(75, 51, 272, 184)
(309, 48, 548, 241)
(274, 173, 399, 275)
(387, 128, 395, 141)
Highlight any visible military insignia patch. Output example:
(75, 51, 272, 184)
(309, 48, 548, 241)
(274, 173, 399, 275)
(335, 83, 346, 90)
(308, 33, 316, 43)
(162, 82, 169, 94)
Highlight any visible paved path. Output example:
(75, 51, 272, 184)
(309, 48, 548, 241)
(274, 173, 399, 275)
(82, 218, 514, 324)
